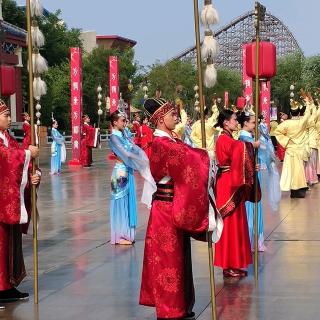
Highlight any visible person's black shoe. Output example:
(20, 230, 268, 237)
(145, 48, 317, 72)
(290, 189, 306, 198)
(0, 288, 29, 303)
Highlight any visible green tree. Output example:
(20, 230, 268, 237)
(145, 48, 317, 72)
(302, 55, 320, 92)
(41, 62, 70, 131)
(82, 47, 139, 127)
(133, 59, 242, 117)
(38, 10, 82, 67)
(271, 52, 305, 113)
(2, 0, 25, 28)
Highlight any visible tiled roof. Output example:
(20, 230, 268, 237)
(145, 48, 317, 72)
(0, 20, 26, 39)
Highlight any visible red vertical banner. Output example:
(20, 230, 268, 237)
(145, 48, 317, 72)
(260, 81, 271, 126)
(69, 47, 83, 166)
(242, 44, 253, 104)
(109, 56, 119, 113)
(224, 91, 229, 108)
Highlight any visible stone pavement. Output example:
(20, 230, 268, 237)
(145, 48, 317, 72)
(1, 147, 320, 320)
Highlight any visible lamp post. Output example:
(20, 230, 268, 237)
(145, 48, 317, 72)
(97, 84, 103, 128)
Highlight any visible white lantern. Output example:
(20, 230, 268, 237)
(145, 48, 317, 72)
(37, 120, 41, 126)
(98, 93, 102, 100)
(195, 93, 199, 99)
(97, 85, 102, 93)
(143, 86, 148, 92)
(290, 92, 295, 98)
(98, 109, 103, 116)
(98, 101, 102, 107)
(290, 85, 295, 91)
(144, 94, 148, 99)
(35, 103, 41, 110)
(194, 85, 199, 91)
(36, 112, 41, 118)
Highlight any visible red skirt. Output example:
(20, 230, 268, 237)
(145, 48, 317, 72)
(214, 200, 252, 269)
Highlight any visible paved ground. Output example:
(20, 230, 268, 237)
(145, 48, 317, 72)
(1, 147, 320, 320)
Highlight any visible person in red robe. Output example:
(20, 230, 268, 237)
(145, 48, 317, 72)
(214, 109, 260, 278)
(132, 113, 141, 146)
(139, 98, 222, 320)
(80, 114, 99, 167)
(22, 112, 31, 149)
(0, 100, 41, 302)
(140, 116, 153, 158)
(276, 112, 288, 162)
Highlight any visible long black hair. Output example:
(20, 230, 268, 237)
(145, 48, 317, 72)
(237, 112, 253, 128)
(109, 110, 124, 127)
(215, 109, 235, 128)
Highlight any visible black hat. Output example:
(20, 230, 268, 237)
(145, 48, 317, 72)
(143, 98, 174, 125)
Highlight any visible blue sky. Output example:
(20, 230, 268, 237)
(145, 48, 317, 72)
(18, 0, 319, 66)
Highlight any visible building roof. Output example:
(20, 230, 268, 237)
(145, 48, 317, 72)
(0, 20, 26, 39)
(96, 35, 137, 46)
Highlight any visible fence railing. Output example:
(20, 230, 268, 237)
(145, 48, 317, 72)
(11, 133, 112, 145)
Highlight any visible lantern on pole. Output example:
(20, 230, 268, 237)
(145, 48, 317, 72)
(97, 84, 103, 127)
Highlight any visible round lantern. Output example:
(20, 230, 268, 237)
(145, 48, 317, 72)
(236, 97, 246, 110)
(245, 41, 277, 79)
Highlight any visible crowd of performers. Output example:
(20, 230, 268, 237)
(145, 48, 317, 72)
(0, 88, 319, 318)
(107, 92, 320, 319)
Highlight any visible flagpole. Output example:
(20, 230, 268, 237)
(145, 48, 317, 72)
(193, 1, 217, 319)
(26, 0, 39, 304)
(253, 1, 266, 283)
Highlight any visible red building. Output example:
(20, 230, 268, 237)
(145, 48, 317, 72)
(0, 18, 26, 122)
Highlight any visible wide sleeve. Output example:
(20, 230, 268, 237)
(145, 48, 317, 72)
(190, 122, 202, 148)
(160, 139, 210, 233)
(109, 135, 156, 206)
(0, 140, 31, 225)
(85, 126, 98, 148)
(52, 129, 64, 144)
(274, 121, 290, 148)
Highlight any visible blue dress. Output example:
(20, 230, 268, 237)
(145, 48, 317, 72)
(109, 129, 152, 244)
(258, 123, 281, 211)
(239, 130, 265, 251)
(182, 124, 195, 147)
(50, 128, 65, 175)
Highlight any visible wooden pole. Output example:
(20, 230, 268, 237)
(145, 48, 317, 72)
(193, 0, 217, 319)
(26, 0, 39, 304)
(254, 1, 261, 283)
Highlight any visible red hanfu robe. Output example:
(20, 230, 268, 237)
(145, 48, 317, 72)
(22, 121, 31, 150)
(80, 123, 98, 167)
(140, 124, 153, 158)
(132, 121, 141, 146)
(0, 131, 32, 290)
(214, 130, 258, 269)
(140, 132, 211, 319)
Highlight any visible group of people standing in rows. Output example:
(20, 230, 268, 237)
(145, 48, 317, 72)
(107, 91, 319, 319)
(106, 94, 281, 319)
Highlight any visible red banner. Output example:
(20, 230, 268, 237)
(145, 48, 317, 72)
(242, 44, 253, 104)
(69, 47, 83, 166)
(109, 56, 119, 113)
(224, 91, 229, 108)
(260, 81, 271, 126)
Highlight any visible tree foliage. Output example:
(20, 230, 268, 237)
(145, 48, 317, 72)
(2, 0, 25, 28)
(271, 52, 305, 113)
(133, 59, 242, 117)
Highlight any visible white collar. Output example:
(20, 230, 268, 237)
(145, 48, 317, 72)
(153, 129, 176, 142)
(0, 131, 8, 147)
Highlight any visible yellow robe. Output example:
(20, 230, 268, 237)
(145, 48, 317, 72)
(190, 113, 217, 151)
(314, 108, 320, 174)
(274, 104, 312, 191)
(173, 109, 188, 139)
